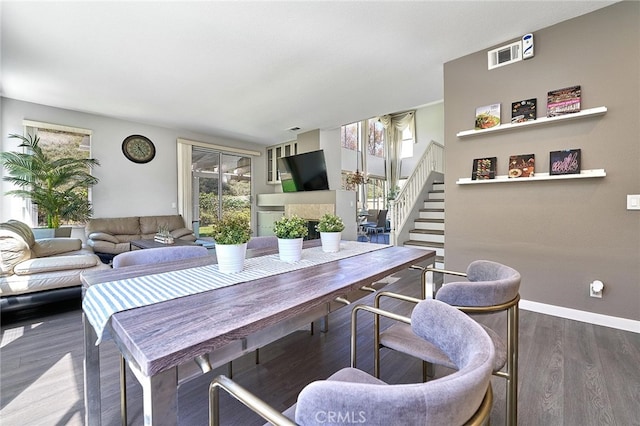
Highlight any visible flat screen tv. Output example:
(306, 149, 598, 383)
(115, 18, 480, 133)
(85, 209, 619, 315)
(277, 150, 330, 192)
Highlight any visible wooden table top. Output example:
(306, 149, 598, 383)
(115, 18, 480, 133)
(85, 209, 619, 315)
(81, 243, 435, 377)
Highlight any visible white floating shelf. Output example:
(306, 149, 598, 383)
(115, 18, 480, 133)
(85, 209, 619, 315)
(456, 169, 606, 185)
(456, 106, 607, 138)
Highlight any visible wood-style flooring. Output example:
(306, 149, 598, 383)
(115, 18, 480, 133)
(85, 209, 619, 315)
(1, 269, 639, 425)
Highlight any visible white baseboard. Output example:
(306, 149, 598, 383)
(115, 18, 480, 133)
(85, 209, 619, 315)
(520, 299, 640, 333)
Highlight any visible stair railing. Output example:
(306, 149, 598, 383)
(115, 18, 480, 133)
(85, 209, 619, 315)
(389, 141, 444, 245)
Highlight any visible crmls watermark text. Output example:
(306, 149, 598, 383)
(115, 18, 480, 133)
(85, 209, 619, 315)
(314, 410, 367, 423)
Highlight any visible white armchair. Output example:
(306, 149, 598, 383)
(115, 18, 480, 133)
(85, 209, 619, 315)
(0, 219, 109, 312)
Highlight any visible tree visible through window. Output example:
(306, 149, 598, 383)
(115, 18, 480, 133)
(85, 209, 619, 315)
(28, 126, 93, 226)
(340, 122, 358, 150)
(368, 119, 385, 157)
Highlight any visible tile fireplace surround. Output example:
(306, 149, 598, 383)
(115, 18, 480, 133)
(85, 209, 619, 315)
(256, 190, 357, 240)
(285, 203, 334, 220)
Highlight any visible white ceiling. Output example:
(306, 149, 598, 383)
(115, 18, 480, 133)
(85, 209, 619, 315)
(1, 1, 616, 146)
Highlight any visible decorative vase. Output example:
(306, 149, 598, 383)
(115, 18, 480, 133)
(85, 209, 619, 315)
(277, 238, 303, 263)
(215, 242, 247, 273)
(320, 232, 341, 253)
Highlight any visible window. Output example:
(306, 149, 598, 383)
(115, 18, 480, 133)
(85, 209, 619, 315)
(191, 147, 252, 238)
(341, 119, 385, 157)
(367, 119, 385, 157)
(177, 138, 260, 238)
(400, 126, 414, 159)
(340, 122, 359, 150)
(365, 176, 387, 210)
(23, 121, 93, 227)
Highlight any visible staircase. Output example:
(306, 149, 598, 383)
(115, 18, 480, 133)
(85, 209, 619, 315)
(403, 180, 445, 269)
(388, 141, 445, 269)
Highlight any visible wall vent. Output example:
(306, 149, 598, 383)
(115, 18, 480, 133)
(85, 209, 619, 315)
(488, 40, 522, 70)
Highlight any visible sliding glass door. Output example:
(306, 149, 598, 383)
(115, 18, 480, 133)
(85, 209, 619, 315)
(191, 147, 251, 238)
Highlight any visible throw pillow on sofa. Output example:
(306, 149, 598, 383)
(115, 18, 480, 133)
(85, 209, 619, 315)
(32, 238, 82, 257)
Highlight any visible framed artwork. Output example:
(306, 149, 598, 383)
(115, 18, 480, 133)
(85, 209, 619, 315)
(472, 157, 497, 180)
(508, 154, 535, 178)
(511, 98, 537, 123)
(547, 85, 581, 117)
(550, 149, 581, 175)
(475, 103, 501, 129)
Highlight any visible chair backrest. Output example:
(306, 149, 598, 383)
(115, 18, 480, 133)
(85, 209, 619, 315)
(112, 246, 209, 268)
(367, 209, 379, 223)
(295, 299, 494, 425)
(436, 260, 521, 307)
(376, 209, 388, 227)
(246, 236, 278, 250)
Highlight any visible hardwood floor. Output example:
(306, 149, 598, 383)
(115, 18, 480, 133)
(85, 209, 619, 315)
(2, 270, 639, 425)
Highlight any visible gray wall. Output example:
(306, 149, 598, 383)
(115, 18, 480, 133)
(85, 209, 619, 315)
(443, 2, 639, 321)
(403, 101, 445, 176)
(1, 98, 264, 222)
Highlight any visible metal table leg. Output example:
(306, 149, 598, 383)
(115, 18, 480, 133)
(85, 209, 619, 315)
(84, 313, 102, 426)
(139, 368, 179, 426)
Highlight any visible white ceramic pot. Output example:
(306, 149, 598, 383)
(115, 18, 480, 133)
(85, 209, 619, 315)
(215, 242, 247, 273)
(320, 232, 341, 253)
(277, 237, 303, 263)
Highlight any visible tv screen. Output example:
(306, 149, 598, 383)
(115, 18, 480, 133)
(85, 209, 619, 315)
(278, 150, 330, 192)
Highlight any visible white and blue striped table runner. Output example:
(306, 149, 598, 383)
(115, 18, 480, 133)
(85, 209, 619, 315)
(83, 241, 387, 344)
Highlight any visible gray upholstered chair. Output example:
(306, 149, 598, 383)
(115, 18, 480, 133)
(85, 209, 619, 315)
(246, 236, 278, 250)
(365, 209, 388, 243)
(112, 245, 209, 426)
(209, 299, 495, 426)
(112, 245, 208, 268)
(374, 260, 521, 426)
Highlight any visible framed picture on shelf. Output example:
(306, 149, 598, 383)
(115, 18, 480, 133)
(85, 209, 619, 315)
(508, 154, 535, 178)
(511, 98, 537, 123)
(472, 157, 497, 180)
(547, 85, 581, 117)
(550, 149, 581, 175)
(475, 103, 501, 129)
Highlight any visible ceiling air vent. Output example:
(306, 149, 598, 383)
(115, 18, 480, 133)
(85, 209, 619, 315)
(488, 40, 522, 70)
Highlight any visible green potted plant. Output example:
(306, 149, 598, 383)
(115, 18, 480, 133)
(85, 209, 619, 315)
(210, 212, 252, 273)
(315, 213, 345, 253)
(272, 215, 308, 262)
(0, 133, 100, 235)
(386, 185, 401, 209)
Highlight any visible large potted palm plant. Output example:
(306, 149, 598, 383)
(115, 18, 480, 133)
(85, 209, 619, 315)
(0, 133, 100, 235)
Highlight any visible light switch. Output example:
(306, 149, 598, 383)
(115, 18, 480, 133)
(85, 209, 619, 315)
(627, 195, 640, 210)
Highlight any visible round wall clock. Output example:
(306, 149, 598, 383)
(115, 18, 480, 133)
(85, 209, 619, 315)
(122, 135, 156, 164)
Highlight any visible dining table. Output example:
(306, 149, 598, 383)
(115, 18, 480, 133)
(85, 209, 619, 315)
(81, 240, 435, 425)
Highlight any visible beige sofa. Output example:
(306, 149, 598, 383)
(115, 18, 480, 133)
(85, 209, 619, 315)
(0, 220, 110, 313)
(86, 215, 196, 259)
